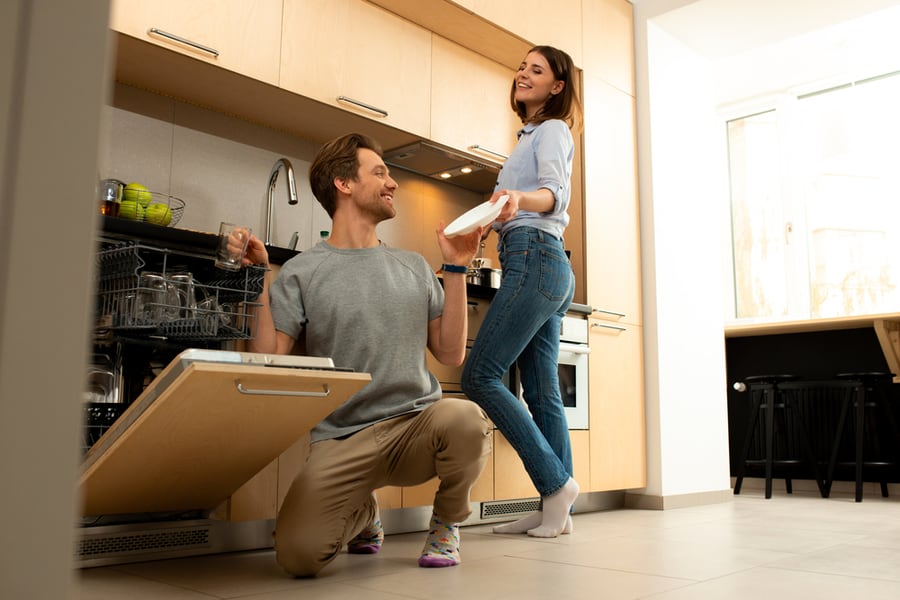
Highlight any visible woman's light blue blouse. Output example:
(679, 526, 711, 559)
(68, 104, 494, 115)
(494, 118, 574, 240)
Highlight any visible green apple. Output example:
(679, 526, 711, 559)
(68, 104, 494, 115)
(123, 182, 152, 207)
(145, 202, 172, 226)
(118, 199, 145, 221)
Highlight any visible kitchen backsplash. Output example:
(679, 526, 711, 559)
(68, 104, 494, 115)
(98, 83, 498, 269)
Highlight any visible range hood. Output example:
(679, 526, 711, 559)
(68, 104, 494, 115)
(383, 141, 502, 194)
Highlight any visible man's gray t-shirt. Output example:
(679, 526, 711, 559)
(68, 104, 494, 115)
(269, 241, 445, 442)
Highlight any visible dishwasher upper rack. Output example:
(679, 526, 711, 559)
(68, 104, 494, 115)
(95, 241, 265, 341)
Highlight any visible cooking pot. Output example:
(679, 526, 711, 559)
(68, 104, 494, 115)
(466, 267, 501, 288)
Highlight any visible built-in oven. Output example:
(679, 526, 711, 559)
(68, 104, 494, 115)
(508, 315, 590, 430)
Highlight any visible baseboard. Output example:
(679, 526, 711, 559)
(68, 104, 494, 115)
(624, 488, 733, 510)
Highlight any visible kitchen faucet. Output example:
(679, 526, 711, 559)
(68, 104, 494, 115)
(264, 157, 298, 246)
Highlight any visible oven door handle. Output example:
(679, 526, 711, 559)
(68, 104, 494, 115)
(558, 343, 590, 355)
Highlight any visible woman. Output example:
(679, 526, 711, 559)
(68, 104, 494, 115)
(461, 45, 583, 539)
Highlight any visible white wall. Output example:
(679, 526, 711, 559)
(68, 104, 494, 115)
(633, 1, 733, 500)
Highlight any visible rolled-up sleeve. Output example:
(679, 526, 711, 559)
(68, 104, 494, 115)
(534, 120, 573, 216)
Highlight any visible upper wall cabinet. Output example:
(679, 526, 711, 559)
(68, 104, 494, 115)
(109, 0, 282, 86)
(467, 0, 584, 67)
(582, 0, 635, 96)
(280, 0, 432, 138)
(430, 36, 521, 161)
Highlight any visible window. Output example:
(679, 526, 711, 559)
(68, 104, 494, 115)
(727, 71, 900, 320)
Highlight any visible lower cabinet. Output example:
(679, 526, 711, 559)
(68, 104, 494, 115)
(588, 317, 646, 491)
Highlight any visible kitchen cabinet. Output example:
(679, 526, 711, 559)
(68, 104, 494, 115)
(582, 0, 635, 96)
(588, 318, 646, 491)
(583, 76, 641, 326)
(467, 0, 584, 67)
(109, 0, 282, 86)
(430, 36, 521, 162)
(494, 430, 590, 500)
(280, 0, 432, 138)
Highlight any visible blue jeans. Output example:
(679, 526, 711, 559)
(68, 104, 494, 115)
(461, 226, 575, 496)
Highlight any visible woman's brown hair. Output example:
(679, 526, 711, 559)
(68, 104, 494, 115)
(510, 45, 583, 133)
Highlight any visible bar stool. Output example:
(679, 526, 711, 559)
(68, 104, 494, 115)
(824, 372, 900, 502)
(733, 374, 826, 499)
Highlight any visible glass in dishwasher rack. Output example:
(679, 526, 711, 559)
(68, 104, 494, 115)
(94, 241, 265, 341)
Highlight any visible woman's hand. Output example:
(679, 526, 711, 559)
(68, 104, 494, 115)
(492, 189, 521, 223)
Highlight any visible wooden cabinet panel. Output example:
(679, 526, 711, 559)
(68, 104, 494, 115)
(588, 319, 645, 491)
(281, 0, 432, 137)
(583, 77, 641, 325)
(431, 36, 521, 161)
(493, 431, 538, 499)
(469, 0, 584, 67)
(493, 429, 589, 500)
(582, 0, 635, 96)
(109, 0, 282, 85)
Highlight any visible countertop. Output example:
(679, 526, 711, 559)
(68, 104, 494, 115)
(99, 216, 301, 265)
(724, 313, 900, 337)
(100, 216, 593, 315)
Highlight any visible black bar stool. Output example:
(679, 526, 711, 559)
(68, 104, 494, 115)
(733, 374, 826, 499)
(825, 372, 900, 502)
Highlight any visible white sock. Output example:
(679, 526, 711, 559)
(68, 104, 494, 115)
(492, 512, 573, 535)
(527, 478, 579, 538)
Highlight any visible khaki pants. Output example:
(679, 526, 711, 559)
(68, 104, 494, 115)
(275, 397, 492, 576)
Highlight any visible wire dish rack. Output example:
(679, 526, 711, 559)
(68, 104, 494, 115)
(95, 241, 265, 341)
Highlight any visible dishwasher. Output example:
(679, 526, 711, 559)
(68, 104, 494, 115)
(78, 239, 370, 567)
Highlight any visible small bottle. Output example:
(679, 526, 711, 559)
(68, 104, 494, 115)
(319, 230, 329, 243)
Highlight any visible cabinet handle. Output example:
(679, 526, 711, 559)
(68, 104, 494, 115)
(592, 308, 626, 318)
(336, 96, 389, 118)
(467, 144, 508, 161)
(148, 28, 219, 58)
(236, 380, 330, 398)
(591, 322, 627, 332)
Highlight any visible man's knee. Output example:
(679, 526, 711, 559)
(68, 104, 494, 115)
(438, 398, 492, 458)
(274, 533, 338, 578)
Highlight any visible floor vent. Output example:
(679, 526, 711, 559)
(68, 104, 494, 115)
(480, 498, 540, 519)
(76, 526, 211, 560)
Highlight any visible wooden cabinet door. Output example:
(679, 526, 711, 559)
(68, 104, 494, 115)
(469, 0, 583, 67)
(280, 0, 432, 137)
(588, 318, 645, 491)
(583, 0, 635, 96)
(431, 36, 520, 162)
(583, 77, 641, 325)
(109, 0, 282, 85)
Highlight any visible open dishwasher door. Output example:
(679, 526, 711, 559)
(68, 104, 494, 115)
(78, 349, 370, 517)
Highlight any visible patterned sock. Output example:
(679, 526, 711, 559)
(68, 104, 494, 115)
(347, 516, 384, 555)
(418, 514, 460, 568)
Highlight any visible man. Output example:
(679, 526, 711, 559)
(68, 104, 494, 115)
(242, 132, 491, 577)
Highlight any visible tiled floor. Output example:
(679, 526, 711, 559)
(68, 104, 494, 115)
(76, 488, 900, 599)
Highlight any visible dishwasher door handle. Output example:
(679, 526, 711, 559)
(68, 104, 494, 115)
(236, 380, 330, 398)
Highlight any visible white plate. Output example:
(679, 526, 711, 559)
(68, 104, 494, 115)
(444, 195, 509, 238)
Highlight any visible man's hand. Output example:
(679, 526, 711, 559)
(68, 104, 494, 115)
(436, 223, 483, 267)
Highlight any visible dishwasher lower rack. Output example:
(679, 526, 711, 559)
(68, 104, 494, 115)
(95, 241, 265, 341)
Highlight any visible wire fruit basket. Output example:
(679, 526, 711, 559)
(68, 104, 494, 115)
(116, 191, 185, 227)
